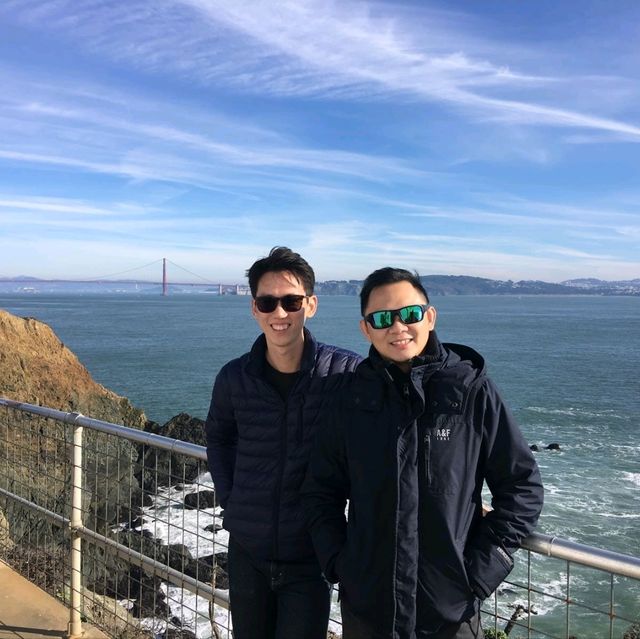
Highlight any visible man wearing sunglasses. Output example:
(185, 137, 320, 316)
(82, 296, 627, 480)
(302, 267, 543, 639)
(205, 246, 361, 639)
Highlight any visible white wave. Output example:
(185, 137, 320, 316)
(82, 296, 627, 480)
(540, 483, 560, 495)
(524, 406, 627, 419)
(140, 487, 228, 556)
(486, 576, 566, 618)
(594, 511, 640, 519)
(138, 583, 233, 639)
(166, 584, 232, 639)
(621, 472, 640, 488)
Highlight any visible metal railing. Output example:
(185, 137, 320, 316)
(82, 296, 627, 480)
(0, 398, 231, 638)
(1, 398, 639, 639)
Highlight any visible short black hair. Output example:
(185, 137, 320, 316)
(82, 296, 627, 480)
(359, 267, 429, 315)
(246, 246, 315, 297)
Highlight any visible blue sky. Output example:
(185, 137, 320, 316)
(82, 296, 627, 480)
(1, 0, 639, 283)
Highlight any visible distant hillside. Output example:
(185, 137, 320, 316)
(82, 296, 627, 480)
(2, 275, 639, 296)
(316, 275, 640, 296)
(560, 278, 640, 295)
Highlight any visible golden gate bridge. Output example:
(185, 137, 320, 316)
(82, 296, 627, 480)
(1, 258, 250, 296)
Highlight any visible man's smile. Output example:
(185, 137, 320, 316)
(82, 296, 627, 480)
(390, 337, 413, 348)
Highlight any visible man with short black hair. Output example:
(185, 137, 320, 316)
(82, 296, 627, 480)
(302, 267, 543, 639)
(205, 247, 361, 639)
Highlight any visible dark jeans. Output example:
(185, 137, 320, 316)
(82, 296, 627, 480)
(424, 613, 482, 639)
(227, 537, 331, 639)
(341, 603, 482, 639)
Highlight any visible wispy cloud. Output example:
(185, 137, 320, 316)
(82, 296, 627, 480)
(21, 100, 424, 179)
(183, 1, 640, 138)
(0, 76, 429, 200)
(0, 197, 126, 216)
(4, 0, 638, 140)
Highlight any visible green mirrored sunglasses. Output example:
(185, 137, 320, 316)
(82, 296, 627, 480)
(364, 304, 429, 329)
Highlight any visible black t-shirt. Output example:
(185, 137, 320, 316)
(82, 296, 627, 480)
(265, 360, 300, 400)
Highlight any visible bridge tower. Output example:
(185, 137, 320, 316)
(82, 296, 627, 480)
(162, 258, 168, 296)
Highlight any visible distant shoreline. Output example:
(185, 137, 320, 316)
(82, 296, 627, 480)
(1, 274, 638, 296)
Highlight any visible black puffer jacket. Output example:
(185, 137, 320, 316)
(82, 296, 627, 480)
(205, 328, 361, 562)
(302, 334, 543, 637)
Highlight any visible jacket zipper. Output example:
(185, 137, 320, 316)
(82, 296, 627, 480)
(272, 373, 306, 560)
(272, 397, 288, 560)
(296, 399, 305, 445)
(424, 432, 431, 486)
(391, 382, 412, 636)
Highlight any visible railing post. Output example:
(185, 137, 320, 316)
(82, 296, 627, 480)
(67, 415, 84, 639)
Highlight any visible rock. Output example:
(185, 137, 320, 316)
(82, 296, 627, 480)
(184, 490, 218, 510)
(546, 443, 561, 451)
(156, 412, 207, 448)
(529, 445, 539, 452)
(138, 413, 207, 492)
(84, 530, 229, 607)
(130, 573, 169, 618)
(127, 516, 145, 530)
(184, 553, 214, 585)
(85, 534, 206, 617)
(212, 552, 229, 590)
(165, 543, 193, 565)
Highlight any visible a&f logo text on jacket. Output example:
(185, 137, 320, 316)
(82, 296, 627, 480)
(436, 428, 451, 441)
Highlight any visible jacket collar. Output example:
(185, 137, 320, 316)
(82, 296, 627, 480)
(246, 326, 318, 377)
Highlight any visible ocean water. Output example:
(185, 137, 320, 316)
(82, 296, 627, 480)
(1, 293, 639, 637)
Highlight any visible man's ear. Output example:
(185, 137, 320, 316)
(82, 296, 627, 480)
(305, 294, 318, 319)
(426, 305, 437, 330)
(359, 318, 372, 343)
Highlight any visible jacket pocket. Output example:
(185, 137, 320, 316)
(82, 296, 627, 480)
(421, 414, 465, 495)
(465, 535, 514, 599)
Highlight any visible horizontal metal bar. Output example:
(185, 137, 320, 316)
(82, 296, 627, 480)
(0, 399, 84, 425)
(522, 532, 640, 580)
(0, 487, 68, 527)
(77, 525, 229, 608)
(0, 398, 207, 461)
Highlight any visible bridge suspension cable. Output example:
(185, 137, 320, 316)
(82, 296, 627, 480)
(165, 259, 220, 285)
(85, 259, 164, 282)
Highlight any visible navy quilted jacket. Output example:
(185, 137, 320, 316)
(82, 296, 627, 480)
(205, 328, 361, 561)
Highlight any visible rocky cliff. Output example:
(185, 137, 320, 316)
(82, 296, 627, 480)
(0, 308, 146, 426)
